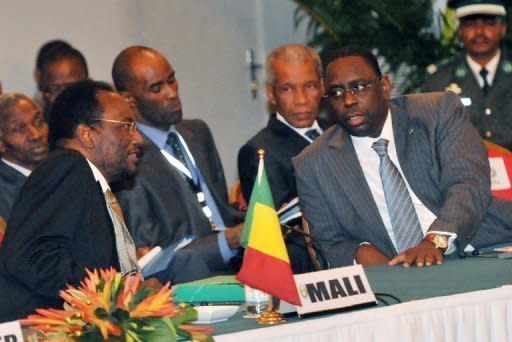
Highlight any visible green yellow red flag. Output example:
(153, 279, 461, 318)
(236, 150, 301, 306)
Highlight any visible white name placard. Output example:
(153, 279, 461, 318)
(0, 321, 23, 342)
(489, 157, 511, 191)
(294, 265, 376, 317)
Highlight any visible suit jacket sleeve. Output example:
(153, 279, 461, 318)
(238, 143, 259, 203)
(426, 92, 493, 246)
(294, 156, 361, 267)
(239, 143, 298, 208)
(1, 154, 97, 297)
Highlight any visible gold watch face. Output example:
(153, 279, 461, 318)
(431, 235, 448, 249)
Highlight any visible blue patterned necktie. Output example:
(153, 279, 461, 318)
(305, 129, 320, 141)
(371, 138, 423, 253)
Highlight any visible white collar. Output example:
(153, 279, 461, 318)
(1, 158, 31, 177)
(466, 50, 500, 86)
(275, 112, 322, 142)
(85, 158, 110, 192)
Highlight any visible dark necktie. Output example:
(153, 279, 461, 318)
(371, 139, 423, 253)
(305, 129, 320, 141)
(104, 189, 139, 275)
(167, 132, 188, 169)
(480, 68, 490, 96)
(166, 131, 219, 230)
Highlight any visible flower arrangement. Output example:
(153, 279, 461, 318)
(21, 268, 213, 341)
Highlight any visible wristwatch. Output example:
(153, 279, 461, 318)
(424, 234, 448, 253)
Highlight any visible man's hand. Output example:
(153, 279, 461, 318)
(136, 246, 152, 260)
(355, 244, 390, 266)
(225, 223, 244, 249)
(141, 276, 163, 290)
(389, 240, 443, 268)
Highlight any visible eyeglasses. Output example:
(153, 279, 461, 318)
(326, 77, 382, 101)
(92, 119, 138, 134)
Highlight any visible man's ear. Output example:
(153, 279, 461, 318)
(119, 91, 141, 117)
(380, 75, 391, 100)
(265, 82, 277, 107)
(75, 123, 96, 149)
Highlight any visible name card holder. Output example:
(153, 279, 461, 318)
(293, 265, 376, 317)
(0, 320, 23, 342)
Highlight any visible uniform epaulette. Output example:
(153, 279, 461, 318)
(500, 58, 512, 74)
(426, 56, 458, 75)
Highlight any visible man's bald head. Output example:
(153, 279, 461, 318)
(112, 46, 161, 91)
(111, 46, 182, 130)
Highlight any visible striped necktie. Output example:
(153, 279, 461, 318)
(105, 189, 139, 275)
(372, 138, 423, 253)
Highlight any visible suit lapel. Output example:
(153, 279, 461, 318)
(268, 115, 310, 151)
(326, 127, 387, 233)
(140, 132, 188, 182)
(391, 101, 408, 168)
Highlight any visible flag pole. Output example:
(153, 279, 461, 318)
(254, 149, 286, 325)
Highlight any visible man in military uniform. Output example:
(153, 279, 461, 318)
(421, 0, 512, 150)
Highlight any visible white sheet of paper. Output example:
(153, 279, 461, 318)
(489, 157, 511, 191)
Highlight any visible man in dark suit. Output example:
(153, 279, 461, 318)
(0, 93, 48, 220)
(238, 44, 329, 208)
(421, 0, 512, 150)
(294, 47, 512, 269)
(0, 80, 152, 321)
(112, 46, 243, 278)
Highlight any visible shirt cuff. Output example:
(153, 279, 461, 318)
(217, 231, 238, 262)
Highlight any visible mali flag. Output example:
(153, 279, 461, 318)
(236, 152, 301, 306)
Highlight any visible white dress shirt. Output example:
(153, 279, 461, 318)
(2, 158, 31, 177)
(351, 111, 457, 253)
(276, 112, 323, 143)
(466, 50, 500, 87)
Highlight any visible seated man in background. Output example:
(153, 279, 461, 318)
(238, 44, 330, 273)
(34, 40, 89, 120)
(0, 80, 158, 321)
(294, 47, 512, 269)
(112, 46, 244, 279)
(238, 44, 329, 209)
(0, 93, 48, 220)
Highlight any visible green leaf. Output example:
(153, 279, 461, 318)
(171, 307, 198, 326)
(131, 317, 178, 342)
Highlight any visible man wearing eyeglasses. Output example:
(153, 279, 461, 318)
(0, 80, 164, 321)
(238, 44, 330, 210)
(293, 47, 512, 269)
(421, 0, 512, 150)
(111, 46, 244, 281)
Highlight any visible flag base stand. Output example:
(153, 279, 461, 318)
(257, 308, 286, 325)
(257, 299, 286, 325)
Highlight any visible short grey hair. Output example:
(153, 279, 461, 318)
(0, 93, 33, 115)
(0, 93, 35, 136)
(265, 44, 322, 86)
